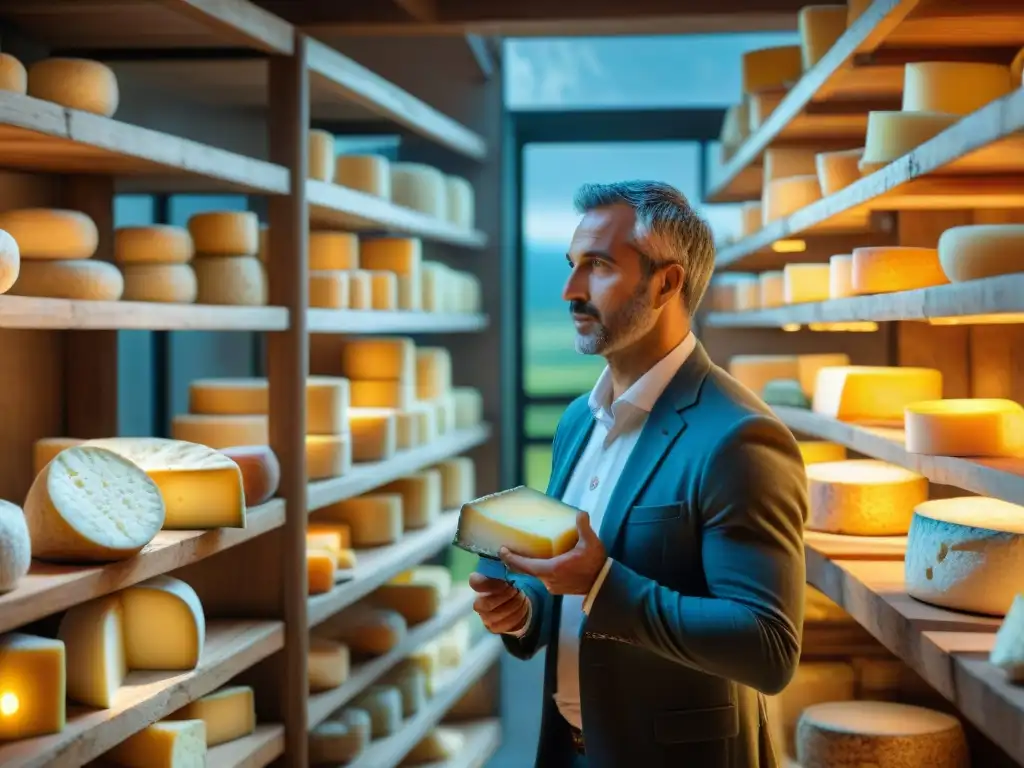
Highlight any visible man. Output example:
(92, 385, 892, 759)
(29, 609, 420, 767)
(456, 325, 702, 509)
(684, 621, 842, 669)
(469, 181, 807, 767)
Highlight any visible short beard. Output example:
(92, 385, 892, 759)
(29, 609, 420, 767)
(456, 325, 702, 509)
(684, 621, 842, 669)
(574, 281, 656, 356)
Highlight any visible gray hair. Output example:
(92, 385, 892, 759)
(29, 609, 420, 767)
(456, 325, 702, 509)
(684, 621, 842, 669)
(573, 180, 715, 312)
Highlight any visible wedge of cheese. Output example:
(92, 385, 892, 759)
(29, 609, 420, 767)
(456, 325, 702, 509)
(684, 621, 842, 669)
(812, 366, 943, 425)
(455, 485, 579, 559)
(167, 685, 256, 747)
(106, 719, 207, 767)
(122, 576, 205, 670)
(57, 595, 127, 708)
(0, 633, 66, 740)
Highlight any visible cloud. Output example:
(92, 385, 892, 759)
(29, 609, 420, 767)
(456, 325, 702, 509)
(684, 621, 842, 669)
(525, 208, 579, 249)
(505, 39, 617, 107)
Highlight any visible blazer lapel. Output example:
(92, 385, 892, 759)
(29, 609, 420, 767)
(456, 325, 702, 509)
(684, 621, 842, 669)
(546, 408, 595, 499)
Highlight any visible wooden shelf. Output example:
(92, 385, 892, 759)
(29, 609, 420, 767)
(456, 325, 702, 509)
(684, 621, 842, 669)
(346, 636, 503, 768)
(0, 296, 289, 331)
(804, 529, 907, 561)
(774, 406, 1024, 505)
(414, 719, 502, 768)
(308, 584, 476, 727)
(308, 180, 487, 248)
(0, 500, 285, 635)
(309, 513, 460, 627)
(307, 424, 490, 511)
(308, 310, 488, 335)
(0, 92, 288, 194)
(703, 274, 1024, 328)
(0, 621, 284, 768)
(206, 723, 285, 768)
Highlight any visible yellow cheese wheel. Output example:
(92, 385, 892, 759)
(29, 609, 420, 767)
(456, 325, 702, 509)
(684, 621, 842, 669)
(851, 246, 947, 294)
(798, 441, 847, 465)
(764, 148, 819, 183)
(758, 271, 784, 309)
(813, 366, 943, 424)
(336, 154, 391, 199)
(905, 399, 1024, 457)
(860, 111, 959, 174)
(0, 227, 18, 294)
(193, 255, 266, 306)
(728, 355, 798, 397)
(10, 259, 123, 301)
(121, 263, 198, 303)
(828, 254, 853, 298)
(0, 209, 98, 260)
(763, 176, 822, 224)
(28, 58, 118, 117)
(0, 53, 27, 95)
(348, 270, 373, 309)
(741, 46, 802, 94)
(815, 148, 863, 195)
(903, 62, 1012, 115)
(309, 232, 358, 270)
(783, 263, 830, 304)
(114, 225, 194, 264)
(391, 163, 447, 218)
(807, 459, 928, 535)
(938, 224, 1024, 282)
(309, 271, 350, 309)
(188, 211, 259, 257)
(309, 129, 335, 182)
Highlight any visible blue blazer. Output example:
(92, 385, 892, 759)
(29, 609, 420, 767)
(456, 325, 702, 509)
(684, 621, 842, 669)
(497, 340, 807, 768)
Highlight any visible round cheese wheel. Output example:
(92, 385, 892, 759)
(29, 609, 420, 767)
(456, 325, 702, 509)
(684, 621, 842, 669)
(310, 271, 350, 309)
(762, 175, 822, 224)
(310, 231, 358, 270)
(741, 46, 802, 94)
(307, 434, 351, 481)
(0, 499, 30, 592)
(829, 254, 853, 298)
(172, 414, 268, 449)
(707, 273, 758, 311)
(859, 111, 959, 175)
(391, 162, 447, 218)
(309, 129, 335, 182)
(796, 701, 968, 768)
(218, 445, 280, 507)
(10, 259, 124, 301)
(122, 263, 198, 303)
(188, 211, 259, 257)
(758, 271, 784, 309)
(903, 62, 1013, 115)
(938, 224, 1024, 282)
(851, 246, 947, 294)
(336, 154, 391, 199)
(905, 398, 1024, 457)
(815, 148, 864, 195)
(798, 440, 847, 465)
(28, 58, 119, 117)
(0, 53, 27, 95)
(806, 459, 928, 536)
(906, 497, 1024, 616)
(0, 208, 98, 260)
(114, 225, 194, 264)
(0, 227, 19, 294)
(729, 355, 798, 397)
(445, 175, 475, 229)
(193, 255, 266, 306)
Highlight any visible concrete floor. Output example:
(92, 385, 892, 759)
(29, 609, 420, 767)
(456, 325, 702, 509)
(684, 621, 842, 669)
(486, 650, 546, 767)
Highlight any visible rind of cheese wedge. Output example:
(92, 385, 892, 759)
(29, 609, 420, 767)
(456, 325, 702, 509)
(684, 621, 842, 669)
(906, 497, 1024, 617)
(25, 445, 165, 562)
(812, 366, 943, 425)
(218, 445, 280, 506)
(167, 685, 256, 747)
(456, 485, 579, 559)
(0, 499, 30, 592)
(84, 437, 246, 529)
(122, 575, 206, 670)
(807, 460, 928, 536)
(107, 719, 207, 767)
(0, 632, 66, 740)
(904, 398, 1024, 457)
(990, 594, 1024, 680)
(57, 594, 127, 708)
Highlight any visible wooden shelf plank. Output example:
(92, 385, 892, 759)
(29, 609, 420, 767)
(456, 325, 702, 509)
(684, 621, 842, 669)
(804, 529, 907, 561)
(309, 513, 459, 627)
(0, 500, 285, 635)
(0, 621, 284, 768)
(308, 310, 488, 335)
(412, 719, 501, 768)
(308, 584, 476, 727)
(703, 273, 1024, 327)
(206, 723, 285, 768)
(308, 425, 490, 511)
(308, 180, 487, 248)
(774, 407, 1024, 505)
(0, 296, 289, 331)
(346, 636, 503, 768)
(0, 92, 288, 194)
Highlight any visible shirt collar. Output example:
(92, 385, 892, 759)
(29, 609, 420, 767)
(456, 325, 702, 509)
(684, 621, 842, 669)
(588, 332, 697, 420)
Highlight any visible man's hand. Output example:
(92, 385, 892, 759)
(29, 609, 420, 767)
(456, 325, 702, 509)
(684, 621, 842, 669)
(500, 511, 607, 596)
(468, 573, 530, 634)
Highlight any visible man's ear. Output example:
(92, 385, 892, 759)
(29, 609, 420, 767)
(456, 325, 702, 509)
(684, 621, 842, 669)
(655, 263, 685, 307)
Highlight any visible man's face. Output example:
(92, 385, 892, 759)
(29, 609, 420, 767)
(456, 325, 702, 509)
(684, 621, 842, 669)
(564, 204, 659, 356)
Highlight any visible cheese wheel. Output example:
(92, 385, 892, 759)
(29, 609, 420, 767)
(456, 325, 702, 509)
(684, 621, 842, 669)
(57, 594, 126, 708)
(0, 208, 97, 260)
(452, 387, 483, 429)
(416, 347, 452, 400)
(860, 111, 959, 174)
(193, 255, 266, 305)
(189, 376, 349, 435)
(168, 685, 256, 747)
(905, 398, 1024, 457)
(309, 231, 358, 270)
(772, 661, 856, 758)
(114, 225, 194, 264)
(25, 446, 165, 562)
(10, 259, 123, 301)
(763, 176, 822, 225)
(798, 440, 847, 465)
(319, 606, 407, 656)
(368, 270, 398, 310)
(741, 46, 802, 93)
(807, 459, 927, 536)
(336, 154, 391, 199)
(729, 355, 799, 397)
(758, 271, 784, 309)
(340, 337, 415, 381)
(796, 701, 968, 768)
(28, 58, 118, 117)
(312, 494, 404, 547)
(347, 269, 372, 309)
(740, 202, 762, 237)
(829, 254, 853, 298)
(906, 496, 1024, 616)
(187, 211, 259, 256)
(0, 499, 30, 592)
(380, 470, 442, 530)
(434, 457, 475, 509)
(938, 224, 1024, 282)
(122, 263, 198, 303)
(307, 434, 352, 481)
(903, 62, 1012, 115)
(309, 271, 350, 309)
(0, 227, 19, 294)
(816, 148, 864, 195)
(308, 637, 350, 691)
(798, 6, 848, 70)
(33, 437, 85, 476)
(708, 273, 759, 312)
(812, 366, 943, 424)
(764, 148, 819, 183)
(851, 246, 947, 294)
(219, 445, 280, 506)
(309, 719, 366, 765)
(349, 408, 397, 462)
(421, 261, 451, 311)
(445, 175, 475, 229)
(783, 263, 830, 304)
(991, 594, 1024, 680)
(0, 53, 27, 94)
(309, 129, 335, 182)
(391, 163, 447, 218)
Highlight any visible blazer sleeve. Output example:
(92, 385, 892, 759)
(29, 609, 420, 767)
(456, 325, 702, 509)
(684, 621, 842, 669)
(583, 414, 807, 695)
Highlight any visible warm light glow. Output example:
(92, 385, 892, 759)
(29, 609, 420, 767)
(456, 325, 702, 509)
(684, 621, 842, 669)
(928, 313, 1024, 326)
(808, 322, 879, 332)
(772, 239, 807, 253)
(906, 398, 1023, 415)
(781, 323, 801, 332)
(0, 692, 19, 717)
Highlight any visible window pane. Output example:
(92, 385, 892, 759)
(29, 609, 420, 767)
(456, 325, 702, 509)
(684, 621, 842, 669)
(524, 444, 553, 492)
(525, 404, 566, 439)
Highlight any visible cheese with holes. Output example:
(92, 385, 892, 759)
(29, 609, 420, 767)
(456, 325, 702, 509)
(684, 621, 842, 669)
(860, 111, 959, 174)
(807, 460, 928, 536)
(309, 232, 358, 270)
(340, 337, 415, 382)
(58, 595, 126, 708)
(307, 434, 351, 481)
(0, 500, 29, 593)
(446, 175, 475, 229)
(313, 494, 404, 547)
(812, 366, 943, 424)
(741, 202, 762, 236)
(348, 269, 372, 309)
(991, 594, 1024, 680)
(368, 269, 398, 310)
(434, 457, 475, 509)
(382, 664, 428, 717)
(851, 246, 947, 294)
(764, 148, 819, 183)
(729, 355, 799, 397)
(453, 387, 483, 429)
(758, 271, 784, 309)
(380, 470, 442, 530)
(938, 224, 1024, 282)
(391, 163, 447, 218)
(796, 701, 968, 768)
(168, 685, 256, 747)
(764, 175, 822, 224)
(905, 399, 1024, 457)
(372, 571, 448, 625)
(348, 408, 397, 462)
(798, 441, 847, 465)
(115, 225, 193, 265)
(83, 437, 246, 529)
(307, 550, 336, 594)
(122, 263, 198, 303)
(798, 6, 848, 70)
(321, 607, 407, 656)
(903, 62, 1012, 115)
(309, 129, 335, 182)
(403, 728, 466, 764)
(122, 576, 205, 669)
(193, 255, 266, 305)
(309, 271, 350, 309)
(28, 58, 118, 116)
(0, 227, 17, 294)
(354, 685, 403, 738)
(416, 347, 453, 400)
(456, 485, 579, 559)
(742, 46, 802, 93)
(25, 445, 165, 562)
(829, 253, 853, 298)
(772, 661, 856, 758)
(309, 719, 366, 765)
(11, 259, 124, 300)
(219, 445, 280, 506)
(308, 637, 350, 692)
(360, 238, 422, 311)
(107, 719, 207, 767)
(783, 262, 830, 304)
(336, 154, 391, 199)
(189, 376, 349, 435)
(0, 632, 65, 739)
(32, 437, 85, 476)
(906, 497, 1024, 616)
(188, 211, 258, 257)
(0, 53, 26, 95)
(816, 148, 864, 195)
(0, 209, 97, 260)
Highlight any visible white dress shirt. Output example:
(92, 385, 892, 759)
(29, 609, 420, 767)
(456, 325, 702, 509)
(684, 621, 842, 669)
(506, 332, 696, 731)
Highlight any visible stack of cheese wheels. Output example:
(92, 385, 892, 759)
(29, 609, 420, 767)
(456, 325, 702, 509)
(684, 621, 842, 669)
(806, 459, 928, 536)
(938, 223, 1024, 283)
(309, 129, 335, 183)
(336, 154, 391, 200)
(177, 376, 352, 482)
(308, 231, 359, 310)
(391, 162, 448, 219)
(114, 225, 198, 303)
(861, 61, 1014, 175)
(0, 209, 124, 301)
(0, 52, 27, 95)
(361, 237, 422, 311)
(28, 58, 119, 117)
(905, 398, 1024, 457)
(850, 245, 948, 294)
(187, 211, 266, 305)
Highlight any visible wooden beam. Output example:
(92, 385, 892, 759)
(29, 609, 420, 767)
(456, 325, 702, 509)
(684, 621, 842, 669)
(393, 0, 437, 22)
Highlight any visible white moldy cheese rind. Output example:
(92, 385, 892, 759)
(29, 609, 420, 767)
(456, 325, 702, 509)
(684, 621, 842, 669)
(938, 224, 1024, 282)
(906, 496, 1024, 616)
(904, 398, 1024, 457)
(812, 366, 943, 425)
(25, 446, 165, 562)
(11, 259, 124, 301)
(122, 575, 206, 669)
(187, 211, 259, 257)
(807, 460, 928, 536)
(57, 594, 126, 709)
(456, 485, 579, 559)
(0, 499, 30, 592)
(0, 209, 98, 260)
(28, 58, 119, 117)
(990, 594, 1024, 680)
(114, 225, 194, 264)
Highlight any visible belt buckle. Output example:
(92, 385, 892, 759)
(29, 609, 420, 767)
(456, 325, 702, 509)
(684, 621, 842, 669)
(570, 727, 586, 755)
